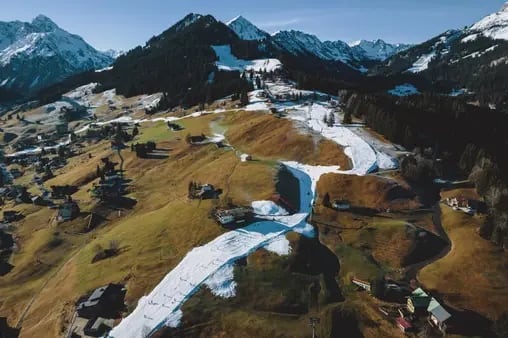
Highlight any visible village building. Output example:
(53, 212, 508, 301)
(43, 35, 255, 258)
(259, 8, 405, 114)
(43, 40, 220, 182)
(3, 211, 20, 223)
(427, 298, 451, 333)
(445, 196, 476, 215)
(214, 207, 253, 225)
(332, 199, 351, 211)
(187, 134, 207, 145)
(189, 182, 219, 200)
(351, 277, 371, 292)
(30, 195, 46, 206)
(76, 284, 126, 320)
(407, 288, 432, 315)
(395, 317, 413, 333)
(240, 154, 252, 162)
(167, 122, 183, 131)
(57, 200, 80, 222)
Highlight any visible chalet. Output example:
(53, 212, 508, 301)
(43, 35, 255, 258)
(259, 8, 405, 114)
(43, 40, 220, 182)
(76, 284, 126, 319)
(445, 196, 476, 215)
(240, 154, 252, 162)
(3, 211, 20, 223)
(31, 195, 46, 206)
(167, 122, 183, 131)
(407, 288, 432, 315)
(427, 298, 451, 333)
(395, 317, 413, 333)
(332, 199, 351, 211)
(187, 134, 207, 145)
(351, 277, 371, 292)
(215, 207, 253, 225)
(57, 200, 80, 222)
(189, 182, 219, 200)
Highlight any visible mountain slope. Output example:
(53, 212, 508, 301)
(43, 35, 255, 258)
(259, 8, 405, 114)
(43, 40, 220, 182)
(0, 15, 113, 94)
(227, 16, 269, 41)
(372, 3, 508, 109)
(349, 39, 411, 61)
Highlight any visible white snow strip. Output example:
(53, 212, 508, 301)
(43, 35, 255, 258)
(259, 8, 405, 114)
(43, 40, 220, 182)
(108, 162, 339, 338)
(212, 45, 282, 72)
(264, 235, 291, 256)
(203, 264, 237, 298)
(407, 51, 436, 73)
(251, 200, 289, 216)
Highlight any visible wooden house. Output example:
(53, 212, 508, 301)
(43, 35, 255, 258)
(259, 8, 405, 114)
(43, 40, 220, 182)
(332, 199, 351, 211)
(395, 317, 413, 333)
(351, 277, 371, 292)
(3, 211, 20, 223)
(57, 200, 80, 222)
(427, 298, 451, 333)
(76, 284, 126, 319)
(407, 288, 431, 315)
(214, 207, 253, 225)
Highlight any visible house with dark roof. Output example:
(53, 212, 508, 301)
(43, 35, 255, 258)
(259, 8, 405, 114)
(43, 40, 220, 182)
(76, 284, 126, 319)
(407, 288, 432, 315)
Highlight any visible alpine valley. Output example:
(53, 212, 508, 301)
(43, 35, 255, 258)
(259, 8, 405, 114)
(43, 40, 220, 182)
(0, 4, 507, 338)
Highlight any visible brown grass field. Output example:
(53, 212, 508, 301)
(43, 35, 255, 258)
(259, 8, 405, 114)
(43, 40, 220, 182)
(419, 202, 508, 321)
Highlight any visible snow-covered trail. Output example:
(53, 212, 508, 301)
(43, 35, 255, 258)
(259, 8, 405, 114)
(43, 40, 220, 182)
(108, 162, 340, 338)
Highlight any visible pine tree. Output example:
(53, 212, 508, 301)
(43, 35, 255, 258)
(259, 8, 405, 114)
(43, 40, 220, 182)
(240, 89, 249, 107)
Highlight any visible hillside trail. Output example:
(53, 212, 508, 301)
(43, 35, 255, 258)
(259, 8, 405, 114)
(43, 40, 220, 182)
(403, 202, 451, 281)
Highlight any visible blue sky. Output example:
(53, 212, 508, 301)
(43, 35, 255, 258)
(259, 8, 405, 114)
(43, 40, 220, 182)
(1, 0, 505, 51)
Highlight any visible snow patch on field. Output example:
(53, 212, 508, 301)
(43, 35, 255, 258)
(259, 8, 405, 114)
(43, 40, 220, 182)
(203, 264, 237, 298)
(264, 235, 291, 256)
(108, 162, 340, 338)
(212, 45, 281, 72)
(252, 200, 289, 216)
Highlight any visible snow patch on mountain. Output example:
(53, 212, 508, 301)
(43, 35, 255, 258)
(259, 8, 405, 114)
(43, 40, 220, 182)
(226, 16, 269, 41)
(212, 45, 281, 72)
(0, 15, 113, 90)
(349, 39, 411, 61)
(467, 2, 508, 41)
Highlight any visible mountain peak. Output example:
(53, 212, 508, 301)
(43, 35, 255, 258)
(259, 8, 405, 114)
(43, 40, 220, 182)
(468, 2, 508, 41)
(226, 15, 268, 41)
(31, 14, 59, 32)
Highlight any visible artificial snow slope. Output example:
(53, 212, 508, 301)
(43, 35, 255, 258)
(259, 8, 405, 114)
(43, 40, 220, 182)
(212, 45, 281, 72)
(284, 103, 380, 175)
(108, 162, 340, 338)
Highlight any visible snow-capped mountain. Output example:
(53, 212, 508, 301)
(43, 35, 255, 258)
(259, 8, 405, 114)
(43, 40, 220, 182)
(226, 16, 269, 41)
(464, 2, 508, 42)
(349, 39, 411, 61)
(102, 49, 124, 59)
(0, 15, 113, 92)
(271, 30, 356, 64)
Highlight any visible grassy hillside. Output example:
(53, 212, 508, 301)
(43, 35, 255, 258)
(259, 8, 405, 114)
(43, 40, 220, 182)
(419, 203, 508, 322)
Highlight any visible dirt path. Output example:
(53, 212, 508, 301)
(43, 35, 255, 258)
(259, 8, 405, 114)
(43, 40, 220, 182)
(403, 202, 451, 280)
